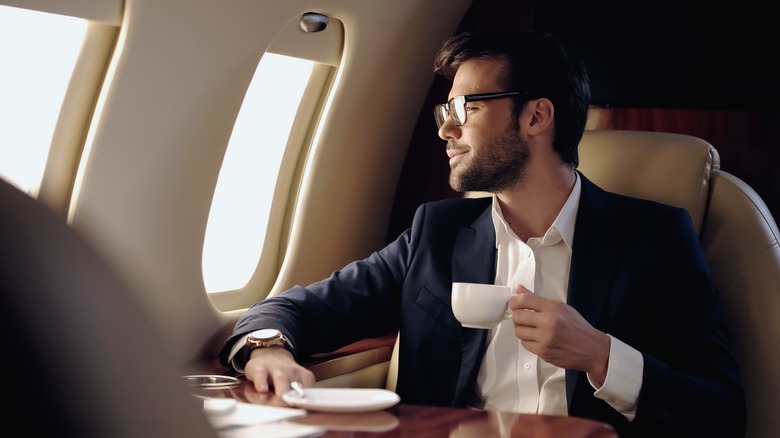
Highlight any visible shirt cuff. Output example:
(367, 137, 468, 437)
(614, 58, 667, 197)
(228, 334, 251, 373)
(588, 335, 643, 421)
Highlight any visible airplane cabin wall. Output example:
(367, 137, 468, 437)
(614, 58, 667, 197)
(25, 0, 475, 364)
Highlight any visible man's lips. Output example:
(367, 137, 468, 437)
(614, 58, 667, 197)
(447, 147, 468, 165)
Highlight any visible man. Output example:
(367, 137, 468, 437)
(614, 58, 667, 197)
(219, 26, 745, 437)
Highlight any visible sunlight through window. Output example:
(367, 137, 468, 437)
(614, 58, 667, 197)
(203, 53, 314, 293)
(0, 6, 87, 196)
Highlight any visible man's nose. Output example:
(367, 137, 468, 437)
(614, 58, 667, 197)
(438, 118, 460, 141)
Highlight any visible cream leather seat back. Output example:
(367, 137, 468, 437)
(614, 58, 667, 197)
(578, 130, 717, 233)
(578, 130, 780, 438)
(699, 170, 780, 437)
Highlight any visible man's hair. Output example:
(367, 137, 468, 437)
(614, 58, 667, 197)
(434, 26, 591, 168)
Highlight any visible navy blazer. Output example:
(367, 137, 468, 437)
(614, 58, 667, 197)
(221, 173, 745, 437)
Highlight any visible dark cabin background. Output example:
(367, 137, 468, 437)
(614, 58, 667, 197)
(388, 0, 780, 241)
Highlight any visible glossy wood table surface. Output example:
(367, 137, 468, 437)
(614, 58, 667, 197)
(188, 371, 617, 438)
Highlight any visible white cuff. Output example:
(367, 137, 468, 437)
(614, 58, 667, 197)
(589, 335, 643, 421)
(228, 334, 251, 373)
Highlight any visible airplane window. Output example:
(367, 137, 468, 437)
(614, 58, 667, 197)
(203, 53, 314, 293)
(0, 6, 87, 196)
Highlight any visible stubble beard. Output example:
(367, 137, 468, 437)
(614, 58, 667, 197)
(449, 122, 529, 193)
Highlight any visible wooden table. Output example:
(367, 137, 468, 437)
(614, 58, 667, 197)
(189, 372, 617, 437)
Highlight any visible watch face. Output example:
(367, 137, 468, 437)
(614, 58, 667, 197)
(251, 328, 281, 341)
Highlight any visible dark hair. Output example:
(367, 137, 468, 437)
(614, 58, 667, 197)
(433, 26, 590, 167)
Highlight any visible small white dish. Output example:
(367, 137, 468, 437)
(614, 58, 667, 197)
(282, 387, 400, 413)
(194, 395, 238, 415)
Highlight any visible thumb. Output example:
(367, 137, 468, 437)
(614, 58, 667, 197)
(514, 284, 533, 295)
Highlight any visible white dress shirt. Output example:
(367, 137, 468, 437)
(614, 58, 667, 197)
(227, 174, 642, 419)
(474, 173, 642, 420)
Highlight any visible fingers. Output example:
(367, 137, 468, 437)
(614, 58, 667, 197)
(513, 308, 543, 334)
(509, 286, 541, 312)
(272, 374, 292, 397)
(299, 368, 317, 387)
(247, 365, 271, 393)
(244, 347, 315, 396)
(513, 284, 532, 294)
(272, 368, 316, 397)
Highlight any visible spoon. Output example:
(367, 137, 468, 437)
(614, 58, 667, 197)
(291, 381, 309, 400)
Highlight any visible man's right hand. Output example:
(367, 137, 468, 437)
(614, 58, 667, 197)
(244, 346, 316, 396)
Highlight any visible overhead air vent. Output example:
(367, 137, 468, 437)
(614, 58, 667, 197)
(300, 12, 328, 33)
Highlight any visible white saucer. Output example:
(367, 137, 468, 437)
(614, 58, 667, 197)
(282, 387, 400, 413)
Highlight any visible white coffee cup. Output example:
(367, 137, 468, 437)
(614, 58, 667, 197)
(451, 282, 512, 329)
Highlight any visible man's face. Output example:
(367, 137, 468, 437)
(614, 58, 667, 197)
(439, 58, 529, 193)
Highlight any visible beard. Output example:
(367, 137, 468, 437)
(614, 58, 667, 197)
(448, 121, 529, 193)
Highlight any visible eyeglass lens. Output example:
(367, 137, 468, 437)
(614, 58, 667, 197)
(434, 92, 524, 129)
(434, 96, 466, 129)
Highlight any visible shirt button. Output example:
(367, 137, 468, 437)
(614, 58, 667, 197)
(523, 362, 532, 370)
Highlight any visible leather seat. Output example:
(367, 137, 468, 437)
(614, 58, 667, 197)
(0, 178, 216, 438)
(579, 130, 780, 438)
(387, 129, 780, 437)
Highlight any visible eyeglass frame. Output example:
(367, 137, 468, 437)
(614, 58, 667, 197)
(433, 91, 527, 129)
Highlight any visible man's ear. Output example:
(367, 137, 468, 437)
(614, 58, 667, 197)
(526, 98, 554, 135)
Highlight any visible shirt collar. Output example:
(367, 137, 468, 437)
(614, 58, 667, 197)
(491, 171, 581, 249)
(553, 171, 580, 249)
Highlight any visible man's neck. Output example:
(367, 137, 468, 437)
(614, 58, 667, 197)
(496, 165, 577, 242)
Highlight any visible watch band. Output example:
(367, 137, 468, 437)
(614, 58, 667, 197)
(247, 328, 288, 348)
(242, 329, 291, 365)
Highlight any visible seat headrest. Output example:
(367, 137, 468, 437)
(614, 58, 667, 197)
(577, 130, 719, 233)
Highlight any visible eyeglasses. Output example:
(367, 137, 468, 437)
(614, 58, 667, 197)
(433, 91, 525, 129)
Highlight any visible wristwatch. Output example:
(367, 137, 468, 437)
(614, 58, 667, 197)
(243, 328, 290, 365)
(246, 328, 289, 349)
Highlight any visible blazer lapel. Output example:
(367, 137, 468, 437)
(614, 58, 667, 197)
(452, 205, 496, 284)
(565, 174, 619, 406)
(450, 204, 496, 405)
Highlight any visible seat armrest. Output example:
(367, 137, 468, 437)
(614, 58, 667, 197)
(302, 332, 397, 388)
